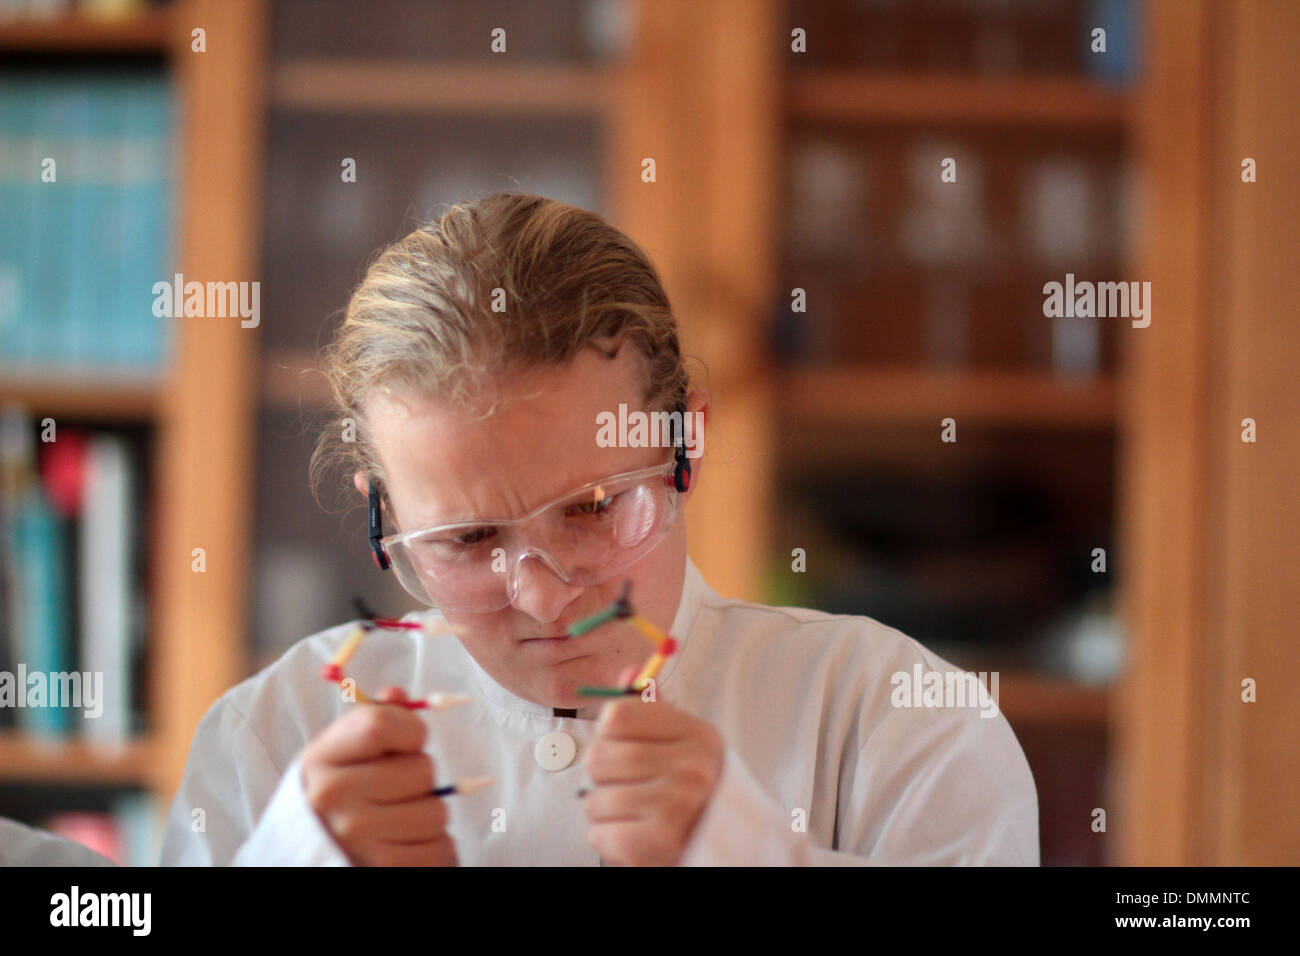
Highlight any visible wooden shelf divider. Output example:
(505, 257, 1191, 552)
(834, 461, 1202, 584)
(0, 7, 173, 53)
(0, 733, 156, 786)
(0, 376, 163, 422)
(996, 672, 1110, 727)
(271, 60, 617, 114)
(788, 71, 1131, 128)
(779, 367, 1119, 428)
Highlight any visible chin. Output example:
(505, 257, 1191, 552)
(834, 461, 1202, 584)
(531, 658, 609, 709)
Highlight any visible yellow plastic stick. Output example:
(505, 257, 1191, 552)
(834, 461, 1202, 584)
(331, 626, 366, 669)
(627, 614, 668, 649)
(632, 651, 668, 690)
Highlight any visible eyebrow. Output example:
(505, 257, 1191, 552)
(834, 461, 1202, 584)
(405, 460, 657, 530)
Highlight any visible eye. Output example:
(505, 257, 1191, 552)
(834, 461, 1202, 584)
(566, 494, 615, 517)
(418, 526, 497, 554)
(453, 527, 497, 545)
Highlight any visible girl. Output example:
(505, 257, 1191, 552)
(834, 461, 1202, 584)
(160, 193, 1037, 866)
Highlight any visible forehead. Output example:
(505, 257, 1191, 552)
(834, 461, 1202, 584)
(368, 346, 663, 527)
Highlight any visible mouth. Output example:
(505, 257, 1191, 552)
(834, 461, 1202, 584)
(517, 635, 590, 663)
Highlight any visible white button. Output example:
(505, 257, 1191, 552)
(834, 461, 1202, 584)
(534, 731, 577, 772)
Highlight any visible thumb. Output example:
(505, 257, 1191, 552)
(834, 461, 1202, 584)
(378, 685, 410, 705)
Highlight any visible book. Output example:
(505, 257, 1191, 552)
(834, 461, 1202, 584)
(12, 451, 71, 736)
(113, 789, 158, 867)
(0, 410, 144, 739)
(0, 70, 174, 375)
(79, 431, 134, 741)
(114, 73, 174, 370)
(0, 407, 21, 730)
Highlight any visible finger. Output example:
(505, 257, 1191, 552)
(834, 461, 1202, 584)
(587, 819, 679, 867)
(584, 737, 668, 785)
(318, 704, 428, 765)
(596, 697, 689, 741)
(338, 796, 450, 844)
(617, 664, 638, 686)
(378, 686, 410, 705)
(385, 833, 459, 867)
(329, 752, 437, 804)
(369, 796, 451, 842)
(583, 778, 676, 824)
(362, 834, 458, 867)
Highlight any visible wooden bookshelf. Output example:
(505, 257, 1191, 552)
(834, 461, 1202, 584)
(0, 0, 264, 818)
(609, 3, 1122, 758)
(1114, 0, 1300, 865)
(769, 16, 1128, 780)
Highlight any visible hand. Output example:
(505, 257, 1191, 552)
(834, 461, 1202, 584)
(582, 682, 725, 866)
(301, 687, 458, 866)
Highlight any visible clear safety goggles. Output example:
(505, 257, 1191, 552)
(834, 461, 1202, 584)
(372, 460, 682, 612)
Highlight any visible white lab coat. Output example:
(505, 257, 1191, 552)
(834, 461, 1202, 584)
(161, 557, 1039, 865)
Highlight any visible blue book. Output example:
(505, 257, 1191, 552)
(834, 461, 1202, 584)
(69, 81, 121, 370)
(18, 82, 47, 368)
(113, 791, 160, 868)
(2, 71, 174, 373)
(96, 76, 129, 370)
(115, 75, 174, 371)
(0, 78, 24, 364)
(64, 82, 93, 368)
(30, 75, 89, 368)
(13, 481, 71, 737)
(0, 78, 47, 367)
(87, 76, 131, 372)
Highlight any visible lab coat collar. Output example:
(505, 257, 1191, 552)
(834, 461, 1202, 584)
(461, 555, 710, 720)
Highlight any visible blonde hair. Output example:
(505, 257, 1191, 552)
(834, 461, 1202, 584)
(310, 192, 692, 511)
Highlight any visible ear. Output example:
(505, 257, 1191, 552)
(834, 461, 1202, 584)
(352, 470, 369, 499)
(680, 388, 709, 498)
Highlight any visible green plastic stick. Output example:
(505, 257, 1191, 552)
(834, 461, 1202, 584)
(567, 605, 620, 637)
(577, 685, 638, 697)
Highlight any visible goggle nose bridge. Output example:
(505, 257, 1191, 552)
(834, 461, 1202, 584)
(505, 546, 577, 602)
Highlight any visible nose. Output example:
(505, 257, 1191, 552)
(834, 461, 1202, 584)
(509, 550, 583, 624)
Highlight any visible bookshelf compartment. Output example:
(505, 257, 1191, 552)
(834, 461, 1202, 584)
(783, 0, 1138, 84)
(774, 122, 1133, 375)
(0, 414, 156, 745)
(0, 65, 178, 377)
(260, 110, 604, 355)
(768, 424, 1119, 683)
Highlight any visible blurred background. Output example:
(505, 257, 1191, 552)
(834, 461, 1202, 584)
(0, 0, 1295, 866)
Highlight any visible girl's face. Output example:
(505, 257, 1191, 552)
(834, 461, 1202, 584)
(355, 347, 705, 709)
